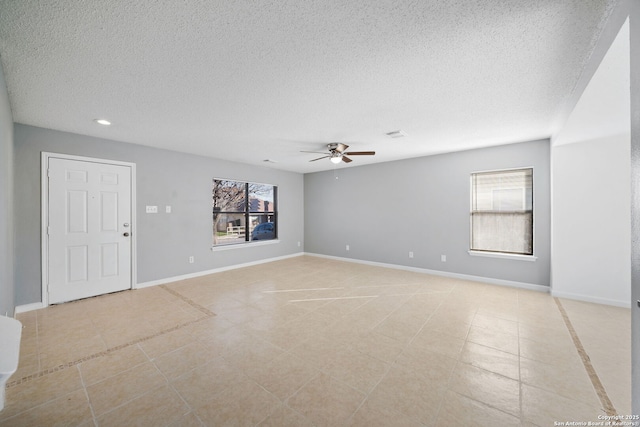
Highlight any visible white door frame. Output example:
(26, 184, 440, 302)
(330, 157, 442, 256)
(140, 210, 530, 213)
(41, 152, 137, 307)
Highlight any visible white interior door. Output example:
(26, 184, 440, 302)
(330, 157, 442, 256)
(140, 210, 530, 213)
(47, 157, 133, 304)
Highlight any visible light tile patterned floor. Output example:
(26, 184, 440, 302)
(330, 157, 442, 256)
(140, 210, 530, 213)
(1, 256, 631, 426)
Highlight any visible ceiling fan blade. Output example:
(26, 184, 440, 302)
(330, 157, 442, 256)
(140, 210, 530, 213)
(342, 156, 353, 163)
(300, 150, 329, 154)
(309, 156, 330, 162)
(335, 143, 349, 153)
(344, 151, 375, 156)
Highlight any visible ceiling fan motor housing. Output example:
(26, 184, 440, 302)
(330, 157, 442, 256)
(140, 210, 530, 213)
(328, 143, 347, 153)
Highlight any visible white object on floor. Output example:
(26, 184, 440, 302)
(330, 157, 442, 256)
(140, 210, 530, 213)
(0, 316, 21, 411)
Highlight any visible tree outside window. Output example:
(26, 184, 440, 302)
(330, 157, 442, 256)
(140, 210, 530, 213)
(213, 179, 277, 246)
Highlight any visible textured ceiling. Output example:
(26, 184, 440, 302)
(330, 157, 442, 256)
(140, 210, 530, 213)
(0, 0, 618, 173)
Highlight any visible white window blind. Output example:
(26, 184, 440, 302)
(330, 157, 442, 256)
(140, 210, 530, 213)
(470, 168, 533, 255)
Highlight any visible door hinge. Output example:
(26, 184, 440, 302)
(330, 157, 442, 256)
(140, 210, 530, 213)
(47, 226, 51, 235)
(47, 169, 51, 178)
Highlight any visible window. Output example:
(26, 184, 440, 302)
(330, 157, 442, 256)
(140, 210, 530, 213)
(470, 168, 533, 256)
(212, 179, 277, 246)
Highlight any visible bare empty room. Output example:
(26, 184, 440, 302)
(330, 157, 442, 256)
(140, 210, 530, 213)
(1, 1, 639, 426)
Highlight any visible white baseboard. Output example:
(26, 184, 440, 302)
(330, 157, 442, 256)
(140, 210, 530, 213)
(16, 253, 629, 310)
(304, 252, 550, 293)
(16, 253, 305, 310)
(136, 252, 304, 289)
(14, 302, 45, 314)
(551, 290, 631, 308)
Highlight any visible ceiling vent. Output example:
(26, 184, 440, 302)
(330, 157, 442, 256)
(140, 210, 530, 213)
(385, 130, 407, 138)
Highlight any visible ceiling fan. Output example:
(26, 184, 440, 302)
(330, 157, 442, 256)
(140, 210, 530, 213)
(302, 143, 375, 164)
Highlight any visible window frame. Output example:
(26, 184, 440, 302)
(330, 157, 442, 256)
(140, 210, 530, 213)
(212, 178, 278, 248)
(468, 167, 536, 260)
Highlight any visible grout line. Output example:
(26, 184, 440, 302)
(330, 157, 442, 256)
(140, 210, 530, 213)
(348, 282, 451, 425)
(145, 342, 197, 416)
(94, 383, 168, 421)
(77, 364, 99, 427)
(159, 284, 216, 316)
(554, 297, 616, 416)
(263, 287, 345, 293)
(288, 295, 378, 303)
(7, 286, 216, 388)
(0, 382, 95, 426)
(136, 342, 154, 363)
(6, 315, 210, 388)
(248, 377, 285, 426)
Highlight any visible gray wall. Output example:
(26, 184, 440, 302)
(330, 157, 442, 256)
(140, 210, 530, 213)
(0, 60, 14, 315)
(304, 139, 550, 287)
(14, 124, 304, 306)
(630, 0, 640, 413)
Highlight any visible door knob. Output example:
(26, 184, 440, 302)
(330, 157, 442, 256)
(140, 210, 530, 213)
(123, 232, 130, 237)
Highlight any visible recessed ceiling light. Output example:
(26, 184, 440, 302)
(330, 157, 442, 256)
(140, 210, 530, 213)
(94, 119, 111, 126)
(385, 130, 407, 138)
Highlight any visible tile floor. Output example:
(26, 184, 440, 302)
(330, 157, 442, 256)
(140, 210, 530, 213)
(1, 255, 632, 426)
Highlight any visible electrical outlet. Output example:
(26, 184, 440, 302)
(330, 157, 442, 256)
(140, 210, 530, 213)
(297, 241, 301, 247)
(409, 251, 414, 258)
(165, 205, 172, 213)
(346, 244, 350, 251)
(189, 256, 194, 264)
(441, 255, 447, 262)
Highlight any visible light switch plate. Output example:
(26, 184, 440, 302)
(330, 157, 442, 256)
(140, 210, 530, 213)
(146, 206, 158, 213)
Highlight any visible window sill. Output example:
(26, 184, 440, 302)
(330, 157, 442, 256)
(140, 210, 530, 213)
(211, 239, 280, 251)
(468, 250, 537, 261)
